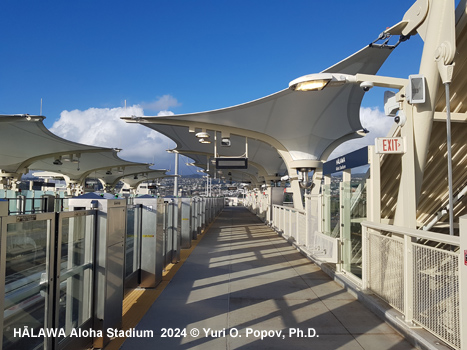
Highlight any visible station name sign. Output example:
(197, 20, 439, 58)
(375, 137, 405, 154)
(323, 147, 368, 175)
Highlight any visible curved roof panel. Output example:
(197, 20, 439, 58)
(30, 151, 149, 183)
(0, 115, 101, 173)
(127, 46, 392, 162)
(96, 167, 167, 188)
(182, 152, 265, 184)
(146, 124, 286, 178)
(0, 115, 150, 183)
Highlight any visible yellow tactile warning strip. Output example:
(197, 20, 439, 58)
(102, 219, 217, 350)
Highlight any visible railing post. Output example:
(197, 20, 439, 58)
(367, 146, 381, 223)
(460, 215, 467, 349)
(323, 176, 331, 234)
(403, 235, 415, 324)
(305, 196, 310, 249)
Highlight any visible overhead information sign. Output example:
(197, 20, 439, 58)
(323, 147, 368, 175)
(375, 137, 405, 154)
(215, 157, 248, 169)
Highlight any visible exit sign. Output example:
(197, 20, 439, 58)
(375, 137, 405, 154)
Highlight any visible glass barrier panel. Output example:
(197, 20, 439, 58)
(341, 181, 352, 273)
(62, 198, 70, 211)
(3, 220, 50, 350)
(56, 213, 94, 344)
(322, 182, 340, 237)
(8, 199, 17, 215)
(341, 179, 367, 278)
(32, 198, 41, 213)
(25, 198, 34, 214)
(349, 180, 367, 278)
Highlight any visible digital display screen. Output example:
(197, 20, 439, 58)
(215, 158, 248, 169)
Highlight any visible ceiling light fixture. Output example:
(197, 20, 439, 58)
(289, 73, 407, 92)
(195, 131, 210, 138)
(289, 73, 344, 91)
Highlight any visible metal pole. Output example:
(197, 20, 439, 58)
(445, 83, 454, 236)
(173, 152, 179, 197)
(459, 215, 467, 349)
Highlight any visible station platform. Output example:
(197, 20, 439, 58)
(115, 207, 415, 350)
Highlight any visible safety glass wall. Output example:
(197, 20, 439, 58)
(24, 191, 44, 214)
(340, 178, 367, 278)
(0, 210, 96, 350)
(0, 196, 224, 350)
(55, 210, 95, 350)
(322, 181, 340, 237)
(1, 213, 56, 350)
(0, 191, 66, 215)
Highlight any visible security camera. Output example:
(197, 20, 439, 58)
(394, 112, 406, 127)
(360, 81, 374, 92)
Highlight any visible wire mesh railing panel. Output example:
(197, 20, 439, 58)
(284, 209, 290, 238)
(368, 232, 404, 312)
(278, 207, 283, 232)
(279, 208, 284, 232)
(290, 211, 297, 241)
(413, 244, 460, 349)
(298, 212, 306, 246)
(273, 207, 278, 229)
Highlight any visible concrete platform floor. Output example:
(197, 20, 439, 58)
(120, 207, 416, 350)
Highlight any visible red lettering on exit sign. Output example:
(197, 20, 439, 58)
(375, 137, 406, 154)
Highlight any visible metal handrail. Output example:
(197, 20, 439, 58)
(361, 221, 460, 246)
(272, 204, 306, 215)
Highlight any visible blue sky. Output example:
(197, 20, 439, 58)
(0, 1, 433, 174)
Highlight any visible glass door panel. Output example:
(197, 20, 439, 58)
(56, 211, 95, 346)
(2, 216, 54, 350)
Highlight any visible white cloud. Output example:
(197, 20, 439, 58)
(327, 107, 394, 160)
(157, 110, 175, 116)
(50, 104, 176, 169)
(141, 95, 180, 112)
(49, 102, 393, 175)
